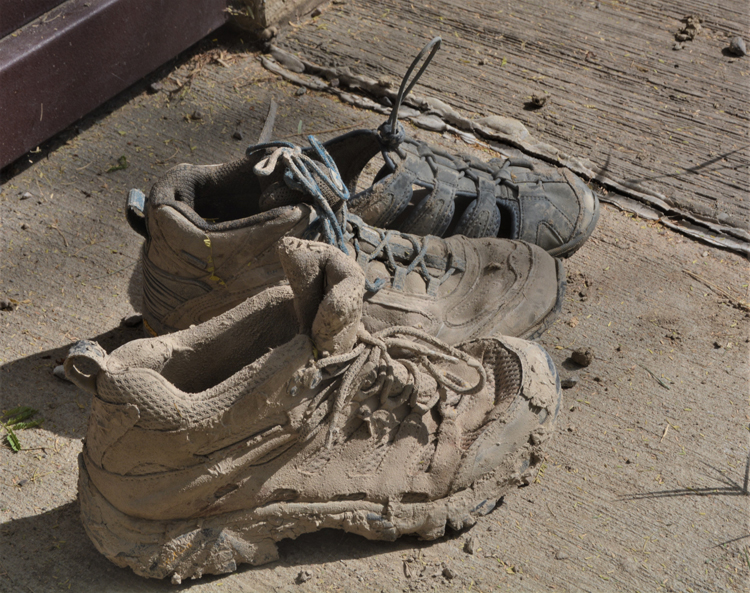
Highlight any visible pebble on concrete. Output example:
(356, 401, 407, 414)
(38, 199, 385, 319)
(571, 348, 594, 367)
(121, 314, 143, 328)
(296, 569, 313, 584)
(442, 564, 456, 580)
(561, 377, 578, 389)
(728, 36, 747, 57)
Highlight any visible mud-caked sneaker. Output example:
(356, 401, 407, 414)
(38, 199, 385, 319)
(128, 135, 564, 342)
(67, 238, 562, 582)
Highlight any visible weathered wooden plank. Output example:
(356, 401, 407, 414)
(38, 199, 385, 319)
(276, 0, 750, 231)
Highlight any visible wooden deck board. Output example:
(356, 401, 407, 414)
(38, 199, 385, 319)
(275, 0, 749, 230)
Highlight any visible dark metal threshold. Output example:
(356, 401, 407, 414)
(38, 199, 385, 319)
(0, 0, 228, 169)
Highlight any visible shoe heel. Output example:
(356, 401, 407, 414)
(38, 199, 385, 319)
(78, 455, 279, 582)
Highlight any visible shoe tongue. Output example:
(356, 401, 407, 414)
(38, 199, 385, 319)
(278, 237, 365, 357)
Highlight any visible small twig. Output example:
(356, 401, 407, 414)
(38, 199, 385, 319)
(639, 364, 671, 390)
(660, 424, 670, 443)
(87, 262, 136, 281)
(743, 451, 749, 496)
(258, 98, 278, 144)
(684, 269, 750, 311)
(276, 123, 363, 140)
(49, 224, 68, 248)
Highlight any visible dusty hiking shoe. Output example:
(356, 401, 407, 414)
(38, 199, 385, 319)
(294, 38, 600, 257)
(128, 133, 564, 342)
(67, 238, 562, 582)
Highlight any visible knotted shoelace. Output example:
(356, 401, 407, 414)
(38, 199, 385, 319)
(291, 325, 487, 448)
(250, 136, 459, 294)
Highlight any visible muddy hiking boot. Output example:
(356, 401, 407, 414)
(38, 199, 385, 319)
(128, 132, 564, 342)
(67, 238, 562, 582)
(269, 37, 600, 257)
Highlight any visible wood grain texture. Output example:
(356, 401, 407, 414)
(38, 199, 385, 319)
(275, 0, 750, 230)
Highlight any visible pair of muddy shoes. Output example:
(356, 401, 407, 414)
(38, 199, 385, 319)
(63, 39, 596, 582)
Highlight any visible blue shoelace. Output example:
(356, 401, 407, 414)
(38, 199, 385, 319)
(249, 136, 458, 294)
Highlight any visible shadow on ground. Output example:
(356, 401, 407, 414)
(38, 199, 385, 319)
(1, 324, 144, 440)
(0, 497, 472, 592)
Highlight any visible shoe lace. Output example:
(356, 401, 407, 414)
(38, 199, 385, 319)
(378, 37, 442, 150)
(375, 38, 540, 201)
(250, 136, 460, 294)
(292, 326, 487, 448)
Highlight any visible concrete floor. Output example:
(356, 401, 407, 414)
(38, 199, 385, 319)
(1, 14, 749, 593)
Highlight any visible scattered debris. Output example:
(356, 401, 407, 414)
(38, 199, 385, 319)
(2, 406, 44, 452)
(673, 42, 684, 51)
(639, 364, 671, 390)
(21, 223, 29, 230)
(20, 192, 33, 200)
(478, 57, 487, 65)
(17, 479, 29, 487)
(464, 536, 476, 555)
(269, 46, 305, 73)
(259, 26, 278, 42)
(106, 155, 128, 173)
(310, 7, 323, 18)
(530, 93, 548, 108)
(232, 129, 244, 140)
(728, 36, 747, 57)
(296, 569, 313, 583)
(441, 563, 456, 580)
(571, 347, 594, 367)
(295, 87, 308, 96)
(675, 16, 702, 42)
(568, 316, 579, 328)
(555, 550, 569, 560)
(561, 377, 578, 389)
(684, 269, 750, 311)
(567, 425, 577, 433)
(402, 558, 413, 578)
(121, 314, 143, 328)
(189, 110, 204, 121)
(52, 365, 70, 382)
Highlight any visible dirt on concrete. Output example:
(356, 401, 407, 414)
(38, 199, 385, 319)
(1, 27, 748, 593)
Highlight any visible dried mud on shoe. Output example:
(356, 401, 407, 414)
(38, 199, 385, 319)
(67, 238, 561, 581)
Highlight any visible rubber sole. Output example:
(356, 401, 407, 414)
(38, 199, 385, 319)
(77, 378, 562, 583)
